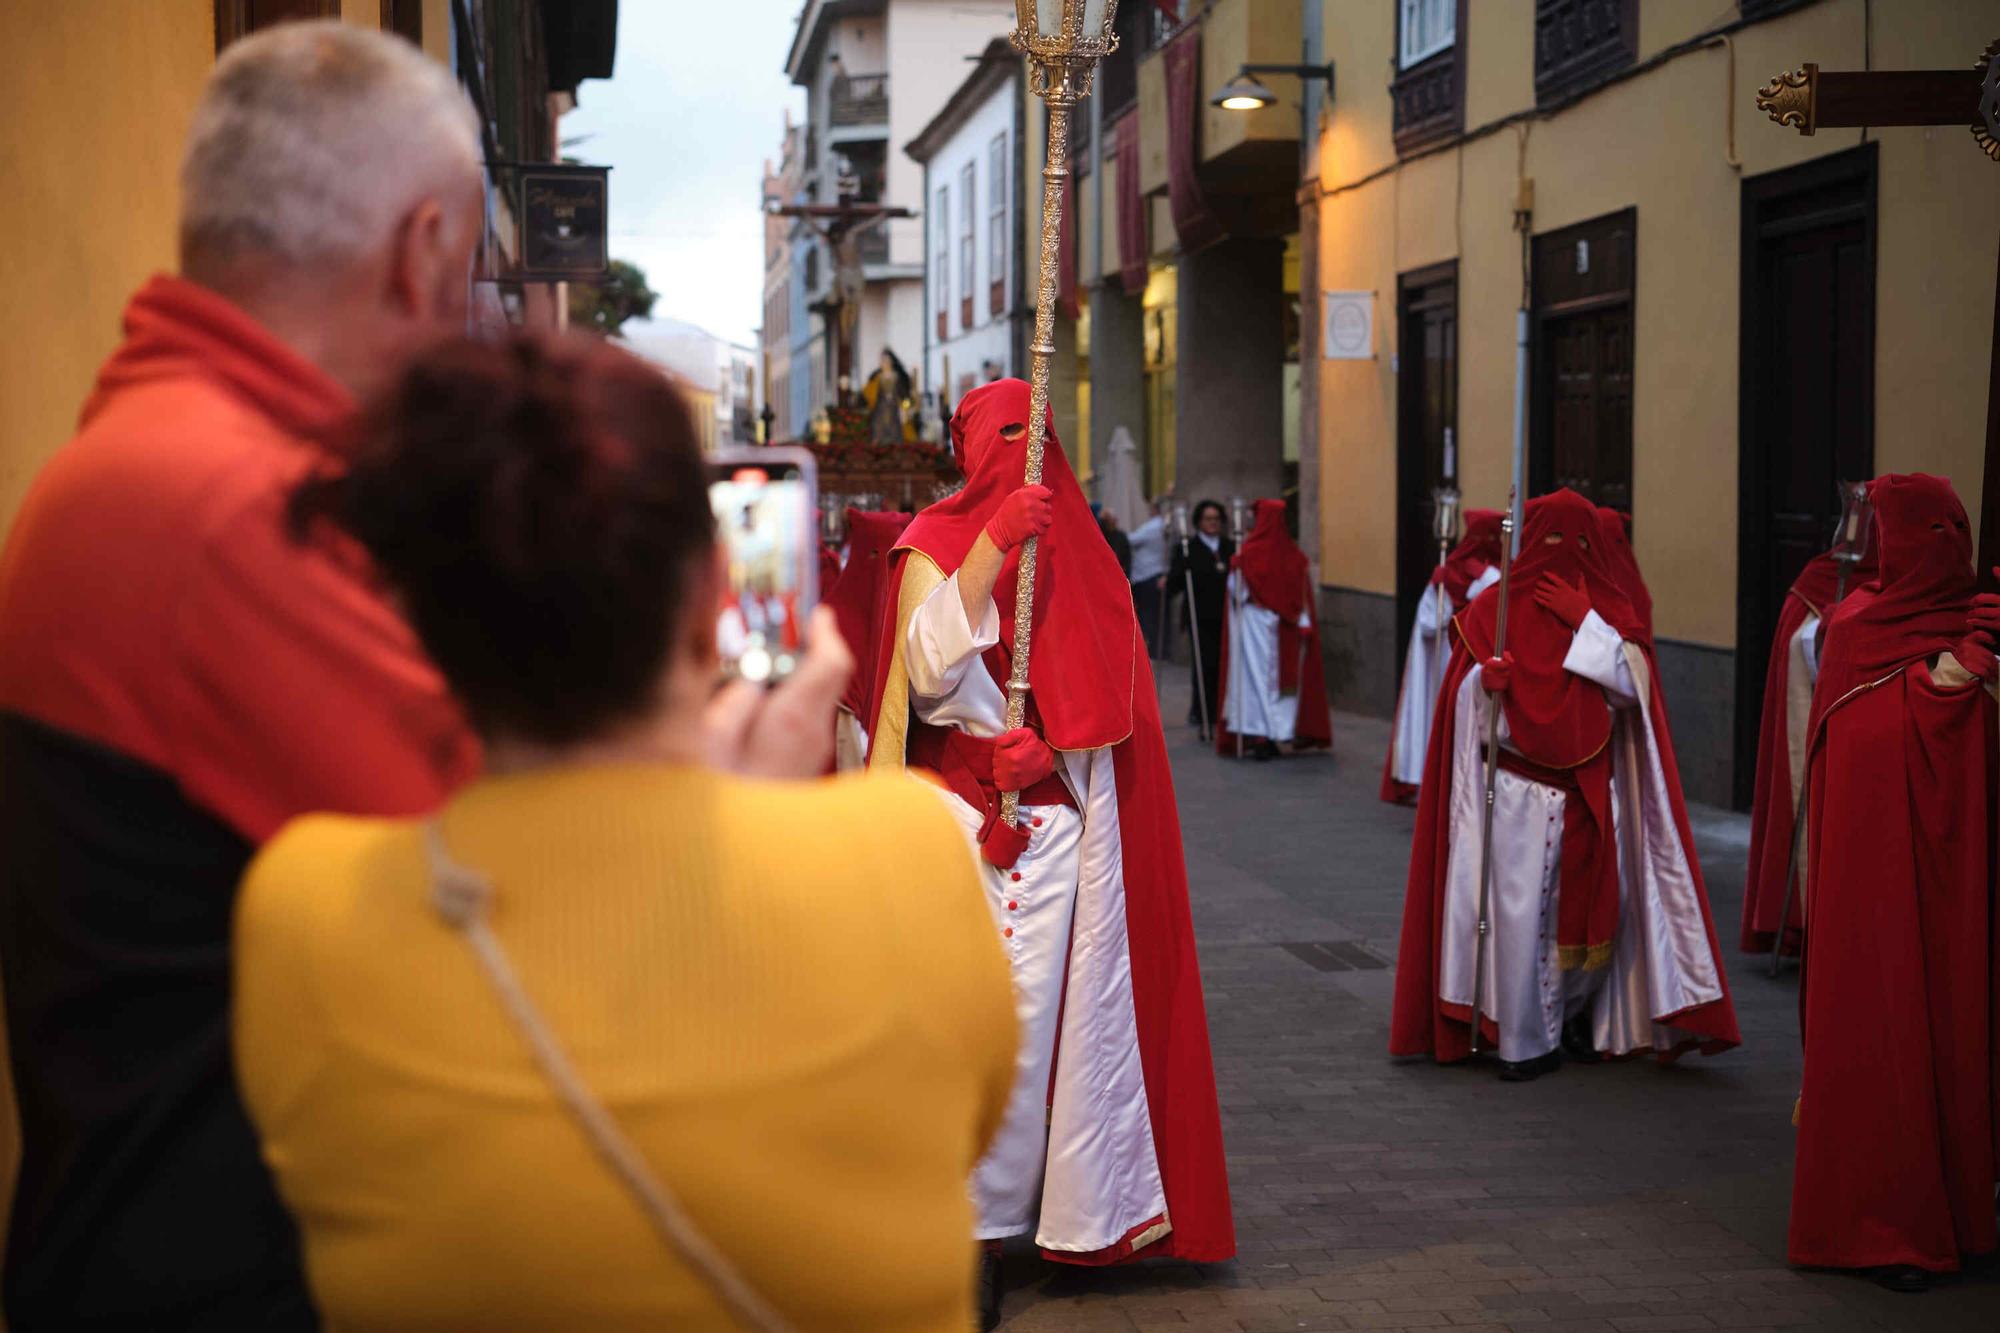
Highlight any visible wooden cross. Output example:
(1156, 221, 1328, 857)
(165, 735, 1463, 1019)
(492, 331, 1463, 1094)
(1757, 40, 2000, 575)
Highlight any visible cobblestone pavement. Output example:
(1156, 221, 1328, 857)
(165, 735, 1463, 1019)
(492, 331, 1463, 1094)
(997, 680, 2000, 1332)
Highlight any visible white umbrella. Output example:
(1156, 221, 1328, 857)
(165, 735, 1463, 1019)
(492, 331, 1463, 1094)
(1098, 424, 1147, 533)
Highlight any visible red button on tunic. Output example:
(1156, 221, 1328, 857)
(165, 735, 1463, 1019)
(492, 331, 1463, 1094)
(1010, 872, 1022, 882)
(1007, 901, 1018, 911)
(1003, 927, 1013, 938)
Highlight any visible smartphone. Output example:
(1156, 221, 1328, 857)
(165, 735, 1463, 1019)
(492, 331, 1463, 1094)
(708, 447, 819, 684)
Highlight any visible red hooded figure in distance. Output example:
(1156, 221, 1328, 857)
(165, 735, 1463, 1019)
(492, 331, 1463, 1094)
(1214, 499, 1331, 758)
(1790, 473, 2000, 1281)
(1389, 488, 1739, 1079)
(1740, 508, 1878, 956)
(863, 379, 1233, 1270)
(823, 507, 911, 769)
(1382, 508, 1505, 804)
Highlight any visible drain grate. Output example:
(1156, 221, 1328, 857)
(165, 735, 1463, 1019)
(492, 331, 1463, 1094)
(1279, 940, 1388, 973)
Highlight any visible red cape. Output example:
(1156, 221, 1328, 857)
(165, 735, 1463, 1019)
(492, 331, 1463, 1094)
(1215, 500, 1331, 754)
(825, 509, 910, 720)
(1389, 492, 1739, 1062)
(1791, 663, 1998, 1271)
(865, 380, 1234, 1265)
(1739, 545, 1875, 955)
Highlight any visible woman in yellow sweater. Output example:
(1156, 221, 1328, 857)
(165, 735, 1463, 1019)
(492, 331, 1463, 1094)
(235, 333, 1016, 1331)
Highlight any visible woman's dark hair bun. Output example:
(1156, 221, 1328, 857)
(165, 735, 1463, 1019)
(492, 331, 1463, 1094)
(295, 332, 715, 746)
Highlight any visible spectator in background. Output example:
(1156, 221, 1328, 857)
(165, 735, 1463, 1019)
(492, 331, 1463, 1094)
(0, 24, 488, 1326)
(1096, 504, 1132, 577)
(1169, 499, 1233, 728)
(1128, 499, 1170, 658)
(240, 333, 1014, 1330)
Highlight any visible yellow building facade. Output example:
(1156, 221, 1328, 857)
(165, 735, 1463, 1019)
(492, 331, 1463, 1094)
(1305, 0, 1999, 804)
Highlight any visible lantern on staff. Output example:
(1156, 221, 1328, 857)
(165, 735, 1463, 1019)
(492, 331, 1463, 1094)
(993, 0, 1122, 824)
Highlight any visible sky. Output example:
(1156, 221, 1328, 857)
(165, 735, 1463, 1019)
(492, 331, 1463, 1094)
(560, 1, 807, 348)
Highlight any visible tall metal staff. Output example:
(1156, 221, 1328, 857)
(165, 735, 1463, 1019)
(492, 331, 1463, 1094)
(1430, 487, 1462, 703)
(1228, 498, 1251, 757)
(999, 0, 1122, 828)
(1465, 487, 1517, 1058)
(1769, 480, 1874, 979)
(1173, 503, 1213, 743)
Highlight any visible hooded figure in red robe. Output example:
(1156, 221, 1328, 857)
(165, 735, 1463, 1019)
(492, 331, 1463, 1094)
(1789, 472, 1999, 1287)
(1382, 509, 1504, 803)
(1740, 523, 1879, 955)
(863, 379, 1233, 1300)
(1594, 508, 1652, 649)
(1215, 499, 1331, 758)
(1390, 488, 1740, 1079)
(824, 507, 911, 769)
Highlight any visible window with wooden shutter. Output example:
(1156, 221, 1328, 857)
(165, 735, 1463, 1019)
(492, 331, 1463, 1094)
(1533, 0, 1638, 107)
(987, 134, 1007, 318)
(1391, 0, 1465, 156)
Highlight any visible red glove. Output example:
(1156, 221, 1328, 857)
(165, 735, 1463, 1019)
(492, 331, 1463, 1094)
(1969, 588, 2000, 638)
(1953, 630, 1998, 682)
(984, 485, 1054, 552)
(1479, 652, 1514, 695)
(1534, 573, 1591, 630)
(992, 727, 1055, 791)
(980, 818, 1031, 870)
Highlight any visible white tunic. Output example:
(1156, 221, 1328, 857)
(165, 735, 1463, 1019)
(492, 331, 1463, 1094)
(1434, 612, 1727, 1062)
(1389, 566, 1501, 789)
(903, 573, 1168, 1252)
(1221, 569, 1313, 743)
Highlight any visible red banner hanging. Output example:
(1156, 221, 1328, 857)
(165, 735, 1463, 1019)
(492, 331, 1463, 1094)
(1161, 25, 1226, 256)
(1113, 111, 1148, 295)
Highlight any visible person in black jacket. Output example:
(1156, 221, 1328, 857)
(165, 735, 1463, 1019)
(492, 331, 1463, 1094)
(1168, 499, 1232, 728)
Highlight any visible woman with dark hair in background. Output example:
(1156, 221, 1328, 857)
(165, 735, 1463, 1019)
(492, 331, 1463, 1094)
(237, 333, 1016, 1331)
(1169, 499, 1232, 728)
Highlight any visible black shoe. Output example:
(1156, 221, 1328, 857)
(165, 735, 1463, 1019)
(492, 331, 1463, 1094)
(978, 1242, 1004, 1330)
(1561, 1013, 1600, 1065)
(1252, 739, 1280, 762)
(1496, 1049, 1562, 1082)
(1871, 1265, 1931, 1293)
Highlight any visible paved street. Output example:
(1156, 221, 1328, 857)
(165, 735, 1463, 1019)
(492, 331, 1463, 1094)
(998, 676, 2000, 1332)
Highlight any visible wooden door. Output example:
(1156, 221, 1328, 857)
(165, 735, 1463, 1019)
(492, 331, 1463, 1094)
(1732, 146, 1876, 807)
(1395, 264, 1458, 672)
(1532, 209, 1635, 509)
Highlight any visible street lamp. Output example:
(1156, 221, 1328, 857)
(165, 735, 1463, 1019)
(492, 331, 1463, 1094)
(998, 0, 1120, 826)
(1210, 61, 1335, 111)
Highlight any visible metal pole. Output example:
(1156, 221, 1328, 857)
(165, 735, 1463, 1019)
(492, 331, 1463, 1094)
(1182, 535, 1213, 743)
(1509, 309, 1529, 555)
(998, 91, 1074, 829)
(1466, 487, 1518, 1058)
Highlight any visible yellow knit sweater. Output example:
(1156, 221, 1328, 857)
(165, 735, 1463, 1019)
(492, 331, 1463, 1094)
(233, 763, 1015, 1331)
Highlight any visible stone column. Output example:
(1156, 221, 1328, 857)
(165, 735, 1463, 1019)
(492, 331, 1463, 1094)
(1088, 280, 1146, 486)
(1175, 237, 1286, 509)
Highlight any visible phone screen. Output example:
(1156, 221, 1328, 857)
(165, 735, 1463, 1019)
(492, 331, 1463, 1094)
(708, 450, 818, 684)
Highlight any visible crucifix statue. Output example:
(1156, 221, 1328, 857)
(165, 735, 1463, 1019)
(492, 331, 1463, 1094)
(1756, 39, 2000, 574)
(770, 168, 912, 408)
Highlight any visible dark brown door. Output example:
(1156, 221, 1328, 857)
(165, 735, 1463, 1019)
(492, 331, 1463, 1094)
(1396, 263, 1459, 672)
(1532, 209, 1635, 509)
(1732, 146, 1877, 807)
(216, 0, 342, 52)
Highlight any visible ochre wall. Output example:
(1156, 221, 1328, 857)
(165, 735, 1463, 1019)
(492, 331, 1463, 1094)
(0, 0, 215, 533)
(1314, 0, 2000, 649)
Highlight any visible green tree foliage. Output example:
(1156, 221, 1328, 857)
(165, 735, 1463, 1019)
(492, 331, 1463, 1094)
(568, 259, 658, 336)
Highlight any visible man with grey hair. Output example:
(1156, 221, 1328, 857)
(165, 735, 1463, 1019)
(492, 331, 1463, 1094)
(0, 24, 486, 1327)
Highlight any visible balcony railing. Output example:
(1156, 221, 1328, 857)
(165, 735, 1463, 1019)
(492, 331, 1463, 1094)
(830, 72, 889, 127)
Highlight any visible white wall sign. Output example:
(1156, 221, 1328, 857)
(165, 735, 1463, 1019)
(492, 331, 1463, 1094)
(1322, 290, 1375, 360)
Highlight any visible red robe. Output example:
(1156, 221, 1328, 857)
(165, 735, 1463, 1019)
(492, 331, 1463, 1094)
(863, 379, 1234, 1265)
(1215, 499, 1331, 754)
(1740, 546, 1874, 954)
(1380, 510, 1503, 804)
(825, 509, 911, 722)
(1790, 472, 1999, 1273)
(1389, 490, 1740, 1062)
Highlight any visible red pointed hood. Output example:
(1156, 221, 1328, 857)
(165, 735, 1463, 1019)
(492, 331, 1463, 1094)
(827, 508, 911, 717)
(896, 378, 1137, 751)
(1430, 508, 1504, 603)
